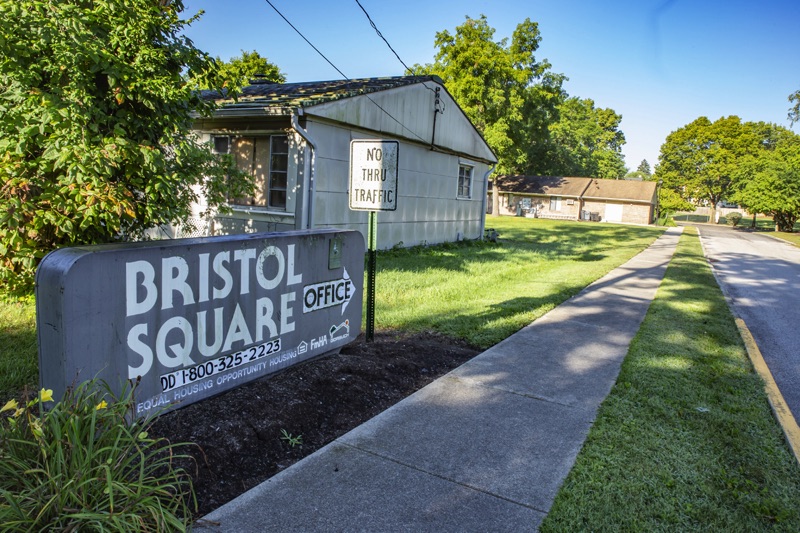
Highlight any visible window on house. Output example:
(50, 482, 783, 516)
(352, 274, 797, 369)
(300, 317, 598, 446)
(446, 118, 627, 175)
(229, 134, 288, 210)
(458, 165, 473, 198)
(212, 136, 230, 155)
(549, 196, 562, 211)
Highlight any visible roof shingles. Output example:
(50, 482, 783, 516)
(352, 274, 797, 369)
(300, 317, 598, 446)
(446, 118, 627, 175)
(493, 176, 591, 197)
(201, 76, 441, 110)
(582, 179, 657, 202)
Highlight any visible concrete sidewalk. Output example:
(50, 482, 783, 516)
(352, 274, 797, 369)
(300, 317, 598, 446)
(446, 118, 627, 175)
(197, 227, 683, 532)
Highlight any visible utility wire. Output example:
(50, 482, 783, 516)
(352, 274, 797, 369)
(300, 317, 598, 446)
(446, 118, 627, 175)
(264, 0, 347, 80)
(354, 0, 411, 73)
(262, 0, 430, 144)
(354, 0, 441, 104)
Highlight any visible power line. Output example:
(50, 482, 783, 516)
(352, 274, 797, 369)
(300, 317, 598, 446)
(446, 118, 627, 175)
(261, 0, 430, 144)
(263, 0, 347, 80)
(354, 0, 411, 73)
(354, 0, 441, 104)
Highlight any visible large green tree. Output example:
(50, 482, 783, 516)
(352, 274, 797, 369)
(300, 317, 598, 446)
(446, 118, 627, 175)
(215, 50, 285, 91)
(0, 0, 251, 290)
(655, 116, 767, 213)
(732, 128, 800, 231)
(414, 15, 566, 175)
(548, 97, 626, 179)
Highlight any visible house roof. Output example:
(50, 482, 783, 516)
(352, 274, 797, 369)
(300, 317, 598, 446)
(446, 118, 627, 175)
(201, 76, 444, 111)
(492, 175, 657, 204)
(582, 178, 657, 203)
(198, 75, 497, 164)
(492, 175, 592, 198)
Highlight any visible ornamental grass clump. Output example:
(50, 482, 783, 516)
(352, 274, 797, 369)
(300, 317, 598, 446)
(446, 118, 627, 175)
(0, 381, 196, 531)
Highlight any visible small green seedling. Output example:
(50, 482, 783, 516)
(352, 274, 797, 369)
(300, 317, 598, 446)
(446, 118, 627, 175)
(280, 429, 303, 448)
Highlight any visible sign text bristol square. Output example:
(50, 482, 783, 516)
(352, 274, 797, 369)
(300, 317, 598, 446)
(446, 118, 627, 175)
(36, 229, 364, 417)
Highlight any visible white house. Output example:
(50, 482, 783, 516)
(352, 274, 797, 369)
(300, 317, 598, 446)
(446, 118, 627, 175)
(185, 76, 497, 248)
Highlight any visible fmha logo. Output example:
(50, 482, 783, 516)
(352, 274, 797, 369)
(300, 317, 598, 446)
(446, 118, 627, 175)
(329, 320, 350, 342)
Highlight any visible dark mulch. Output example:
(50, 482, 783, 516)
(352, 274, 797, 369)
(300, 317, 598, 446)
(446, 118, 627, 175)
(149, 331, 481, 517)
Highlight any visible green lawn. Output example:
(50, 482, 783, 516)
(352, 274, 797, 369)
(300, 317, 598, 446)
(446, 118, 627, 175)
(673, 213, 712, 223)
(674, 212, 800, 231)
(540, 228, 800, 531)
(765, 231, 800, 247)
(725, 215, 800, 245)
(731, 215, 800, 233)
(374, 217, 664, 348)
(0, 295, 37, 398)
(1, 217, 664, 397)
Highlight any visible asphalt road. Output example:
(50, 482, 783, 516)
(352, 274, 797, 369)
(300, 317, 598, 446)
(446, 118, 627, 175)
(697, 224, 800, 421)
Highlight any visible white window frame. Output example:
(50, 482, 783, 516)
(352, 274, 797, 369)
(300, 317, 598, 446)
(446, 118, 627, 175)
(458, 164, 473, 199)
(549, 196, 562, 211)
(266, 135, 289, 209)
(222, 134, 289, 211)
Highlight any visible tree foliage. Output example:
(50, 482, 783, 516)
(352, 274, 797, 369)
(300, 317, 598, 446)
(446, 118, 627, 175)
(0, 0, 251, 291)
(655, 116, 769, 209)
(637, 159, 652, 176)
(658, 187, 693, 218)
(731, 128, 800, 231)
(414, 15, 566, 175)
(789, 89, 800, 126)
(548, 97, 627, 179)
(215, 50, 285, 91)
(416, 15, 628, 179)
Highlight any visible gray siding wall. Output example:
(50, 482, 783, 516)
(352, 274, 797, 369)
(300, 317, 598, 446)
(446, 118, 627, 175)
(308, 120, 489, 248)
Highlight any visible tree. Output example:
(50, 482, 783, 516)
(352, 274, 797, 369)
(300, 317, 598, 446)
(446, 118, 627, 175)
(624, 170, 646, 180)
(637, 159, 652, 177)
(215, 50, 285, 91)
(655, 116, 765, 217)
(732, 128, 800, 231)
(0, 0, 252, 291)
(657, 187, 693, 221)
(548, 97, 627, 179)
(789, 89, 800, 125)
(414, 15, 566, 175)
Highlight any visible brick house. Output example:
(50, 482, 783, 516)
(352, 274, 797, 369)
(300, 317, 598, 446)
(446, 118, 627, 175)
(490, 175, 658, 225)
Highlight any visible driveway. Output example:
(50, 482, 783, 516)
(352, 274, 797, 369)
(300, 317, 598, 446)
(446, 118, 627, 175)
(697, 224, 800, 421)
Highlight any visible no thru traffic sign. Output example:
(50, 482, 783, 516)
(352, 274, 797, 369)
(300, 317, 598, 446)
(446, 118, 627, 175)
(349, 140, 399, 212)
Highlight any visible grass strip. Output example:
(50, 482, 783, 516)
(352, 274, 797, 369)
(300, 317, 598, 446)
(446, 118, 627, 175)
(0, 294, 37, 398)
(763, 231, 800, 247)
(540, 227, 800, 531)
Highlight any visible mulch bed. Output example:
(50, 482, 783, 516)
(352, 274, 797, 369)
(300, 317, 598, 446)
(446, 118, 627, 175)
(149, 330, 480, 517)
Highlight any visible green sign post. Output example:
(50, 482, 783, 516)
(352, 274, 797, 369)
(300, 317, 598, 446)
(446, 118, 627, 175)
(349, 140, 399, 341)
(366, 211, 378, 341)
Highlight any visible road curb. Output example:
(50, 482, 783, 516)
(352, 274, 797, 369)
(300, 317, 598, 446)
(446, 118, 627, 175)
(735, 317, 800, 465)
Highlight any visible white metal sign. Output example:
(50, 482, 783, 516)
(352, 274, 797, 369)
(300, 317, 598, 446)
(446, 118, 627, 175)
(349, 140, 399, 211)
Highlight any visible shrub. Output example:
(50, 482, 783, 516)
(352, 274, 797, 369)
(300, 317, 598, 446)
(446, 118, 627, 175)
(726, 212, 743, 226)
(0, 382, 195, 531)
(0, 0, 252, 293)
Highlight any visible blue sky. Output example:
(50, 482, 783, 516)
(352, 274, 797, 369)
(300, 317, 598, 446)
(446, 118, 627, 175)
(184, 0, 800, 173)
